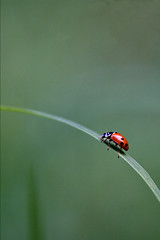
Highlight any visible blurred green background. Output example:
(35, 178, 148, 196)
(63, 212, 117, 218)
(1, 0, 160, 240)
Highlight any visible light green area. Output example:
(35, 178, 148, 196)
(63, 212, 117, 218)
(1, 1, 160, 240)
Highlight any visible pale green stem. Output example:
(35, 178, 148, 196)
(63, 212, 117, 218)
(1, 105, 160, 203)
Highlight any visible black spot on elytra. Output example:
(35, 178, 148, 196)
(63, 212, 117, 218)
(121, 137, 124, 140)
(125, 143, 128, 147)
(120, 142, 124, 146)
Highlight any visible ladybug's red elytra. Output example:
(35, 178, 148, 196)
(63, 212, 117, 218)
(100, 132, 129, 158)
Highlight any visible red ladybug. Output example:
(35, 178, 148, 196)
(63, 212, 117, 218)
(100, 132, 129, 157)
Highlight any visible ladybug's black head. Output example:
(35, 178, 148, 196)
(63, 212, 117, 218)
(100, 133, 107, 141)
(106, 132, 114, 137)
(101, 132, 113, 141)
(102, 133, 106, 138)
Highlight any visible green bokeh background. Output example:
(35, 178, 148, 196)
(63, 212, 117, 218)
(1, 0, 160, 240)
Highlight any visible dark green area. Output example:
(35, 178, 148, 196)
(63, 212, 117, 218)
(1, 0, 160, 240)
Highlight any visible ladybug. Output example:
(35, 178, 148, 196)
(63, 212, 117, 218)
(100, 132, 129, 158)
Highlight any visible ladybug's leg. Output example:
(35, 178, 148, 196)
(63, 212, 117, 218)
(101, 137, 113, 151)
(101, 136, 109, 143)
(107, 139, 112, 150)
(115, 143, 120, 158)
(101, 137, 106, 143)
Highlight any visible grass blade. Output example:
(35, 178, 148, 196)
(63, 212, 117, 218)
(0, 105, 100, 140)
(1, 105, 160, 203)
(29, 164, 44, 240)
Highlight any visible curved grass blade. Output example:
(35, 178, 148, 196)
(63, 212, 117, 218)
(0, 105, 100, 140)
(1, 105, 160, 203)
